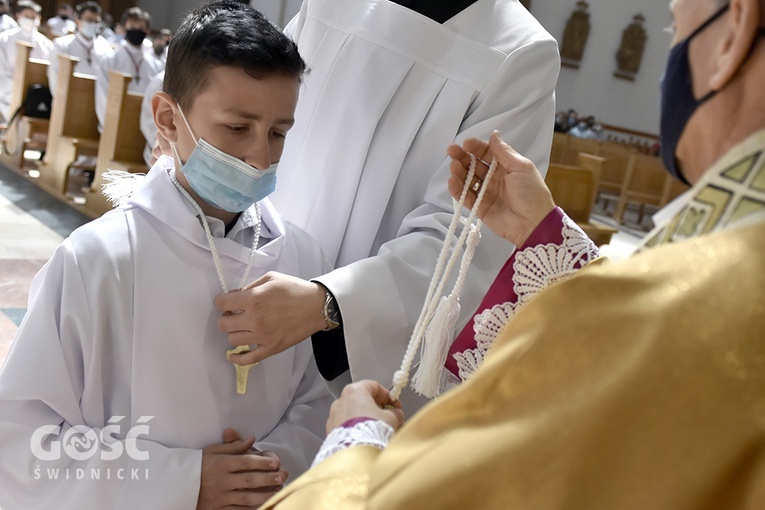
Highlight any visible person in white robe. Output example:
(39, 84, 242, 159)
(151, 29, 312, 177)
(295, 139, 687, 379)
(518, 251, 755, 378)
(0, 0, 17, 33)
(94, 7, 163, 129)
(0, 0, 53, 122)
(47, 1, 112, 96)
(45, 3, 76, 38)
(215, 0, 560, 408)
(0, 3, 331, 508)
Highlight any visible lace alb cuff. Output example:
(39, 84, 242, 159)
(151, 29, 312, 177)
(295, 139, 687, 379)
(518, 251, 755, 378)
(311, 419, 394, 468)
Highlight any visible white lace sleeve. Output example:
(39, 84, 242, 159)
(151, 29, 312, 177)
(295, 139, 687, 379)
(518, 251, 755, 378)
(311, 419, 394, 468)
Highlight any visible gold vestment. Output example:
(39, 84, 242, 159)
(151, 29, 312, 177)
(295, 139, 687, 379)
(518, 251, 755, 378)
(264, 131, 765, 509)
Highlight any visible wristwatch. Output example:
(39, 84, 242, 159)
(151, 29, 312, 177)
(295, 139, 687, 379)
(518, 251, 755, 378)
(322, 288, 341, 331)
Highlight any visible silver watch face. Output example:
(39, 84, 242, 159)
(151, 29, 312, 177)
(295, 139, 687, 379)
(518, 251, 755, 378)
(327, 296, 340, 322)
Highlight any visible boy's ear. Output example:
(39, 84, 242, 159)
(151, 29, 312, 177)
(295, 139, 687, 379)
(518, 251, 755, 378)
(152, 92, 180, 144)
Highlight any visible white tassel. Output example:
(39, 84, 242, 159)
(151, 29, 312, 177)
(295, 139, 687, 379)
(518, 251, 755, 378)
(412, 295, 461, 397)
(390, 154, 497, 401)
(101, 170, 146, 207)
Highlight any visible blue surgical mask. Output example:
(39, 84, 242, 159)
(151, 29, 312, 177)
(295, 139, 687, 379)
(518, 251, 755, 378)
(172, 105, 277, 213)
(79, 21, 99, 39)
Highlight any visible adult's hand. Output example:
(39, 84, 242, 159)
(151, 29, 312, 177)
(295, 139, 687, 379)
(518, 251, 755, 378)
(326, 381, 405, 433)
(197, 428, 287, 510)
(447, 131, 555, 247)
(215, 272, 327, 366)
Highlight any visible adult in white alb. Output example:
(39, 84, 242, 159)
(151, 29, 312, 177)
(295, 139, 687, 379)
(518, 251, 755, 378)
(0, 0, 17, 33)
(0, 3, 330, 508)
(0, 0, 53, 121)
(216, 0, 560, 406)
(94, 7, 163, 129)
(47, 1, 112, 96)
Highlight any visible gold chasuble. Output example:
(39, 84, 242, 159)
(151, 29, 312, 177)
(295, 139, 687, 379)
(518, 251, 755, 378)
(264, 132, 765, 509)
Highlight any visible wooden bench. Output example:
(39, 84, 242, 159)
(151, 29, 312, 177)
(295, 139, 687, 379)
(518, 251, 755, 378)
(545, 162, 618, 246)
(561, 136, 601, 166)
(613, 153, 688, 225)
(37, 54, 99, 196)
(0, 42, 50, 171)
(85, 71, 147, 217)
(550, 131, 569, 165)
(596, 141, 637, 211)
(576, 152, 605, 212)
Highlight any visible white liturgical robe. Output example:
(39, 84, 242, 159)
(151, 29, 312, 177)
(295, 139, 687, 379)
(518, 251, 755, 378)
(0, 157, 332, 509)
(95, 40, 163, 128)
(273, 0, 559, 398)
(0, 27, 53, 120)
(47, 32, 112, 95)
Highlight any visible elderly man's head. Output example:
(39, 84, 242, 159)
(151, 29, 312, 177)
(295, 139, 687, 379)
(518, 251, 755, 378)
(662, 0, 764, 184)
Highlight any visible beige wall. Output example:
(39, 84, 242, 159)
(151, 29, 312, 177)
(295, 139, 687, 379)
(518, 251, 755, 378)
(530, 0, 673, 135)
(141, 0, 672, 135)
(139, 0, 300, 31)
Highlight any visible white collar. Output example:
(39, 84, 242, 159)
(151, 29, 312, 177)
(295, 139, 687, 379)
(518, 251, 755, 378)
(122, 40, 143, 56)
(173, 191, 274, 242)
(75, 31, 93, 45)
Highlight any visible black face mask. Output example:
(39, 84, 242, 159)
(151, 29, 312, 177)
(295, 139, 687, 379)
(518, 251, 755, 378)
(659, 4, 765, 184)
(125, 29, 147, 47)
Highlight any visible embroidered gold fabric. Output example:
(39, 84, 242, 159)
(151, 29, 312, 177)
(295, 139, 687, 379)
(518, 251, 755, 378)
(263, 132, 765, 509)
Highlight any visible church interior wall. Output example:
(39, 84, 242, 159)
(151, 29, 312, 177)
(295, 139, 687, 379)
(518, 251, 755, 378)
(531, 0, 673, 135)
(141, 0, 672, 135)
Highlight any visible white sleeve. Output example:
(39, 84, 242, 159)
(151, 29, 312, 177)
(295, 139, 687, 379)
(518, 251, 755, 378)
(0, 242, 202, 510)
(46, 42, 60, 96)
(253, 350, 333, 480)
(314, 37, 560, 390)
(311, 419, 393, 468)
(0, 35, 13, 120)
(94, 53, 112, 129)
(282, 3, 305, 39)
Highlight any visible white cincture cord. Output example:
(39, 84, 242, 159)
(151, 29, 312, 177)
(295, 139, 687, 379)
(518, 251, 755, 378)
(391, 154, 498, 400)
(169, 169, 261, 293)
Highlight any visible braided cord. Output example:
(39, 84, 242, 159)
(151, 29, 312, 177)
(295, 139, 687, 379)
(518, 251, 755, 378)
(169, 169, 261, 293)
(391, 156, 497, 400)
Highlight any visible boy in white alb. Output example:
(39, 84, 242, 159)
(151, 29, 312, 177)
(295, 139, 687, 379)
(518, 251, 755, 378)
(47, 1, 112, 95)
(0, 0, 16, 33)
(94, 6, 162, 128)
(0, 2, 332, 509)
(0, 0, 53, 121)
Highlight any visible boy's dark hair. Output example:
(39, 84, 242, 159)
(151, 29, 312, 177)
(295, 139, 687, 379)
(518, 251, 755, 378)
(76, 1, 101, 17)
(163, 0, 306, 110)
(15, 0, 42, 15)
(120, 6, 150, 29)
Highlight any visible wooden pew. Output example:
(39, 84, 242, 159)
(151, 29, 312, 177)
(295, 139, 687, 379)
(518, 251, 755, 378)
(545, 163, 618, 246)
(550, 131, 568, 165)
(562, 135, 601, 166)
(85, 71, 147, 217)
(37, 54, 99, 196)
(613, 153, 675, 225)
(0, 41, 50, 171)
(596, 141, 636, 209)
(576, 152, 605, 212)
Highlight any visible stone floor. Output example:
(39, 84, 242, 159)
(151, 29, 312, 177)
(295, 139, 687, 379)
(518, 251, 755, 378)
(0, 162, 90, 365)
